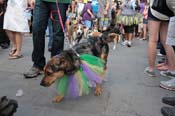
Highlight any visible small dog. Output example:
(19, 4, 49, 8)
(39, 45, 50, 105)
(67, 23, 85, 47)
(102, 26, 122, 50)
(88, 26, 121, 50)
(40, 35, 110, 102)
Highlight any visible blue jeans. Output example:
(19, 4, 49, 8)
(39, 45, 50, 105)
(32, 0, 68, 69)
(47, 18, 53, 49)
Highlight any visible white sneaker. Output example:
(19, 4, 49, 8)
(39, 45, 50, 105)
(157, 52, 164, 57)
(160, 70, 175, 78)
(160, 78, 175, 91)
(127, 41, 132, 47)
(122, 40, 128, 46)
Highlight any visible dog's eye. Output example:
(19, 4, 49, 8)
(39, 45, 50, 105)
(46, 71, 52, 76)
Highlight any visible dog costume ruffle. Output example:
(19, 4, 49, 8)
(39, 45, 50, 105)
(56, 54, 105, 98)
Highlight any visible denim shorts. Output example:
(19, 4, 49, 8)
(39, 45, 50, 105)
(143, 19, 148, 24)
(99, 18, 110, 29)
(84, 20, 92, 28)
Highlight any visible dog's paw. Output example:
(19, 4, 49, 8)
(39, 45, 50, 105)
(52, 96, 64, 103)
(94, 87, 102, 96)
(113, 46, 116, 50)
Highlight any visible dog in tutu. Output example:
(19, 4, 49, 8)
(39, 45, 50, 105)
(40, 35, 110, 102)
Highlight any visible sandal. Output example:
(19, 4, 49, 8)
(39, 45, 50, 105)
(9, 54, 23, 59)
(157, 65, 169, 71)
(9, 49, 17, 56)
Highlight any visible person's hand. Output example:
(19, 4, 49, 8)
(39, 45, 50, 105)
(28, 0, 35, 9)
(103, 10, 108, 16)
(0, 0, 4, 4)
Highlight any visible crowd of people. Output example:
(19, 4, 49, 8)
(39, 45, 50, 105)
(0, 0, 175, 116)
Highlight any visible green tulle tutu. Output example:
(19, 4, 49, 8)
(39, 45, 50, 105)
(56, 54, 105, 98)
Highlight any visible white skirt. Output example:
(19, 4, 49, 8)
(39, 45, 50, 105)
(3, 0, 29, 33)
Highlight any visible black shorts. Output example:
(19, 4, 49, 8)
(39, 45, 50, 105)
(148, 8, 169, 22)
(123, 25, 134, 33)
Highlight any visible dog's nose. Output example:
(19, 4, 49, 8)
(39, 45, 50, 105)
(40, 81, 47, 87)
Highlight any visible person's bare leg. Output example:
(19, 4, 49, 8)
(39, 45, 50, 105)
(128, 33, 133, 41)
(148, 20, 160, 70)
(159, 22, 169, 69)
(13, 32, 23, 56)
(143, 24, 147, 40)
(6, 30, 16, 50)
(165, 45, 175, 71)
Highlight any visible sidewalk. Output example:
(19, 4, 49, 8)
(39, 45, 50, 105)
(0, 36, 173, 116)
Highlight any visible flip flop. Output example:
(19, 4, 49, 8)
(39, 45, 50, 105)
(9, 54, 23, 59)
(9, 49, 17, 56)
(157, 65, 169, 71)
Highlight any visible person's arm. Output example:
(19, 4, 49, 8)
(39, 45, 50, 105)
(105, 2, 110, 11)
(87, 9, 94, 18)
(28, 0, 35, 9)
(71, 0, 76, 14)
(103, 2, 110, 16)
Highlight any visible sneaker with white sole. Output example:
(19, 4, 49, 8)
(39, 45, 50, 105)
(144, 67, 156, 77)
(127, 41, 132, 47)
(160, 71, 175, 78)
(157, 52, 165, 57)
(160, 78, 175, 91)
(161, 106, 175, 116)
(122, 40, 128, 46)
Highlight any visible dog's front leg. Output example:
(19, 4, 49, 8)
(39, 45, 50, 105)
(94, 84, 102, 96)
(53, 96, 64, 103)
(113, 39, 117, 50)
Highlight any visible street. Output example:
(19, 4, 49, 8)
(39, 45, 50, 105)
(0, 36, 174, 116)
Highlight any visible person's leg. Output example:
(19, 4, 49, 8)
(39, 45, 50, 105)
(0, 14, 10, 48)
(48, 18, 53, 51)
(143, 23, 147, 40)
(165, 45, 175, 71)
(24, 0, 50, 78)
(50, 3, 68, 57)
(6, 30, 16, 54)
(148, 20, 161, 71)
(13, 32, 23, 56)
(32, 0, 50, 69)
(127, 33, 133, 47)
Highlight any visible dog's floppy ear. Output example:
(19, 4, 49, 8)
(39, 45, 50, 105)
(73, 25, 77, 30)
(65, 50, 80, 70)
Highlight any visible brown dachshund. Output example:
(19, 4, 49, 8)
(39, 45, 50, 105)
(40, 34, 110, 103)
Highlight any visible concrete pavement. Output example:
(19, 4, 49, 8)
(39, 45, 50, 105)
(0, 36, 174, 116)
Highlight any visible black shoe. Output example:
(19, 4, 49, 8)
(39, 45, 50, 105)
(158, 59, 165, 64)
(0, 96, 18, 116)
(161, 106, 175, 116)
(24, 67, 43, 79)
(162, 97, 175, 106)
(0, 43, 10, 49)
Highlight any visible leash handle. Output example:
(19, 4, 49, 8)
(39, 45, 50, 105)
(56, 0, 65, 32)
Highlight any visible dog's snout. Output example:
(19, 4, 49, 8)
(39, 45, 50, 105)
(40, 80, 49, 87)
(77, 32, 81, 35)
